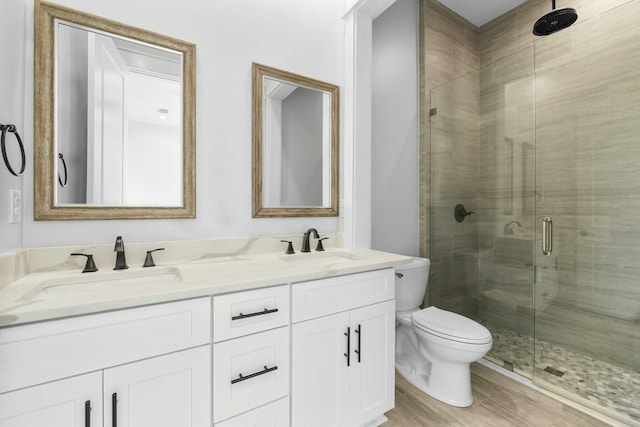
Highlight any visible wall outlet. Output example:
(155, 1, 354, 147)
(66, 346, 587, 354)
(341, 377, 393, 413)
(9, 189, 21, 224)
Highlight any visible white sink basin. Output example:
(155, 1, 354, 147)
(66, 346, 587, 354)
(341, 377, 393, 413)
(279, 252, 361, 265)
(26, 267, 182, 301)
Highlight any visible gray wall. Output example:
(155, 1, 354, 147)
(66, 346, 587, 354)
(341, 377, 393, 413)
(57, 24, 88, 204)
(371, 0, 419, 257)
(281, 87, 323, 207)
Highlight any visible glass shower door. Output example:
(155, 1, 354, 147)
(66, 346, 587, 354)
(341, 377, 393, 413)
(475, 46, 536, 379)
(429, 46, 536, 379)
(533, 5, 640, 423)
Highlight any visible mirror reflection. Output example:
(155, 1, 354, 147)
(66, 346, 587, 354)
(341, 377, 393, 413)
(261, 77, 331, 208)
(56, 22, 183, 207)
(253, 63, 339, 217)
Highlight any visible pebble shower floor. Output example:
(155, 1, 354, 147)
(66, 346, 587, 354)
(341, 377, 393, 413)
(479, 320, 640, 425)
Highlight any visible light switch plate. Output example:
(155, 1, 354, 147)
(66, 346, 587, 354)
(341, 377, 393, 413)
(9, 189, 21, 224)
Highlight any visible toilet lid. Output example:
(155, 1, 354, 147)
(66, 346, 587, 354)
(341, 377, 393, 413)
(412, 307, 492, 343)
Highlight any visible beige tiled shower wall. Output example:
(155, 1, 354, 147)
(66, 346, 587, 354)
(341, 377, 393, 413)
(419, 0, 478, 309)
(532, 0, 640, 372)
(421, 0, 640, 370)
(478, 0, 635, 66)
(476, 47, 535, 345)
(428, 71, 480, 318)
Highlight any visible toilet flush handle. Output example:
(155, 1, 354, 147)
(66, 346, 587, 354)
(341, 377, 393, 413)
(395, 272, 404, 279)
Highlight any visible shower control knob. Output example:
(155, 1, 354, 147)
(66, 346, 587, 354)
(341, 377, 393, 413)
(454, 204, 474, 223)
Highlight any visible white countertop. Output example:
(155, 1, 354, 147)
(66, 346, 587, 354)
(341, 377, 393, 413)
(0, 248, 412, 327)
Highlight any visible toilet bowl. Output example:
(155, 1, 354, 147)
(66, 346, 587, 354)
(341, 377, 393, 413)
(395, 258, 492, 407)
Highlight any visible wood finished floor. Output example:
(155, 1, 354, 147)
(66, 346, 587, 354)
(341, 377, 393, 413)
(385, 363, 610, 426)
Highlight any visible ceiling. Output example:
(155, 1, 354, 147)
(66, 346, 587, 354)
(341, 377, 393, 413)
(437, 0, 529, 27)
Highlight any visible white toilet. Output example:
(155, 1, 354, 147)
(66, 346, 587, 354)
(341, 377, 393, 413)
(395, 257, 492, 407)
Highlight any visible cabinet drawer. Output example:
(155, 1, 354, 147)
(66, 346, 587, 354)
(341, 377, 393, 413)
(213, 327, 289, 423)
(214, 397, 289, 427)
(0, 297, 210, 393)
(291, 269, 394, 322)
(213, 285, 289, 342)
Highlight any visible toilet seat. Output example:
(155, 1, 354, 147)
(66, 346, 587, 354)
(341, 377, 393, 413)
(412, 307, 491, 344)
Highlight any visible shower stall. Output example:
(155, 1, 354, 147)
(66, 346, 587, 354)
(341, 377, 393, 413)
(428, 2, 640, 424)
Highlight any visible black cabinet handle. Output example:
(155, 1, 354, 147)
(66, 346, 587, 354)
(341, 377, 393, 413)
(344, 327, 351, 367)
(355, 324, 361, 363)
(85, 400, 91, 427)
(112, 393, 117, 427)
(232, 308, 278, 321)
(231, 365, 278, 384)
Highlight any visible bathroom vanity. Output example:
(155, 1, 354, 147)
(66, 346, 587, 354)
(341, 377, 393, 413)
(0, 239, 410, 427)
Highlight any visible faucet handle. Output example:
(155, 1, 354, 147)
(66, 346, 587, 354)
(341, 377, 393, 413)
(143, 248, 165, 267)
(280, 240, 295, 255)
(315, 237, 329, 252)
(114, 235, 124, 251)
(70, 253, 99, 273)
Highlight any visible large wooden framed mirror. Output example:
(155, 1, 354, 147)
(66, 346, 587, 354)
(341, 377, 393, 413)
(252, 63, 339, 217)
(34, 0, 196, 220)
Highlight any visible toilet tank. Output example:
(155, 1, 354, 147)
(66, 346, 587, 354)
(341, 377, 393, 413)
(395, 257, 430, 311)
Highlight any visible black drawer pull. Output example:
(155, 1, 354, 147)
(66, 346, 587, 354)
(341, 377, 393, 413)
(85, 400, 91, 427)
(231, 365, 278, 384)
(232, 308, 278, 321)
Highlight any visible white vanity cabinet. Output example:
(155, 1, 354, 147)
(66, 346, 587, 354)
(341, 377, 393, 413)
(291, 269, 395, 427)
(212, 285, 290, 426)
(0, 298, 211, 427)
(0, 265, 399, 427)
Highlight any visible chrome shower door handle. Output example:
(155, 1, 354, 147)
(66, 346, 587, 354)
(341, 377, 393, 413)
(542, 216, 553, 256)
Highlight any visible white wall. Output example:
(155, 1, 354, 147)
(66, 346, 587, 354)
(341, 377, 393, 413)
(371, 0, 419, 256)
(19, 0, 345, 247)
(126, 122, 181, 205)
(0, 0, 26, 253)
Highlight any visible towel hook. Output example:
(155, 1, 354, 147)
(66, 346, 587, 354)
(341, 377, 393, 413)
(58, 153, 68, 187)
(1, 123, 25, 177)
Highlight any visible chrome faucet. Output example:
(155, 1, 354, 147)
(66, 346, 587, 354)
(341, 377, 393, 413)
(301, 228, 319, 252)
(114, 236, 129, 270)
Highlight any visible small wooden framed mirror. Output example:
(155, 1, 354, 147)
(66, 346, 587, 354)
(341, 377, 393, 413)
(252, 63, 339, 218)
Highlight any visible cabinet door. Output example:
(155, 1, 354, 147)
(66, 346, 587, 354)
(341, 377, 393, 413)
(292, 312, 350, 427)
(0, 371, 102, 427)
(103, 346, 210, 427)
(348, 300, 395, 427)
